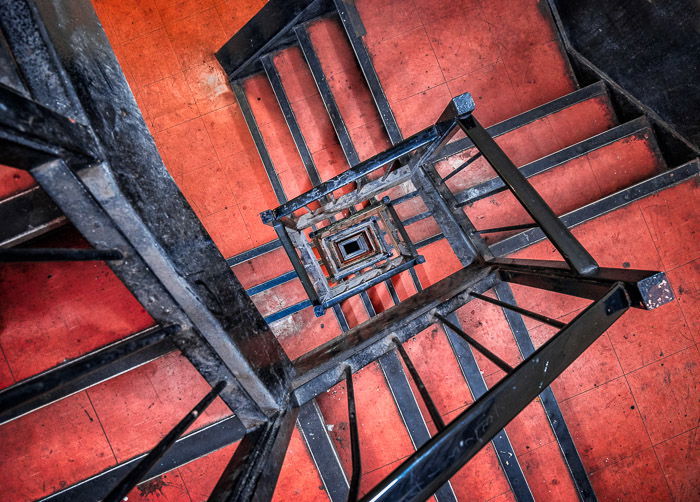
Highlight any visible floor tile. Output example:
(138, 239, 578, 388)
(231, 246, 293, 289)
(589, 447, 673, 502)
(119, 28, 182, 88)
(307, 18, 360, 78)
(606, 302, 694, 374)
(412, 0, 480, 26)
(0, 230, 154, 381)
(368, 26, 445, 102)
(215, 0, 267, 38)
(0, 164, 35, 199)
(201, 102, 256, 159)
(200, 205, 255, 258)
(272, 427, 329, 502)
(177, 444, 237, 501)
(667, 259, 700, 337)
(350, 118, 393, 162)
(154, 0, 214, 25)
(529, 320, 622, 401)
(328, 67, 382, 132)
(480, 0, 558, 51)
(87, 352, 229, 462)
(177, 159, 238, 217)
(126, 470, 192, 501)
(641, 181, 700, 271)
(391, 83, 453, 137)
(545, 94, 618, 148)
(518, 440, 579, 502)
(251, 278, 307, 318)
(290, 92, 339, 154)
(356, 0, 421, 46)
(503, 40, 575, 117)
(184, 58, 236, 114)
(92, 0, 161, 45)
(586, 133, 665, 197)
(155, 117, 218, 177)
(316, 361, 415, 476)
(447, 60, 519, 127)
(269, 304, 342, 361)
(0, 392, 116, 501)
(165, 8, 228, 70)
(426, 15, 500, 82)
(402, 324, 475, 417)
(273, 47, 320, 104)
(654, 427, 700, 501)
(140, 72, 199, 131)
(560, 377, 651, 472)
(626, 346, 700, 445)
(450, 441, 512, 502)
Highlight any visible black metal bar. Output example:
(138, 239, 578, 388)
(441, 151, 483, 183)
(494, 282, 596, 501)
(0, 247, 123, 262)
(41, 414, 247, 502)
(393, 338, 445, 431)
(262, 126, 441, 223)
(0, 82, 99, 170)
(492, 159, 700, 257)
(262, 54, 323, 187)
(104, 381, 227, 502)
(433, 82, 609, 163)
(226, 239, 283, 267)
(491, 257, 674, 310)
(475, 223, 539, 234)
(440, 313, 534, 501)
(297, 400, 350, 502)
(434, 314, 514, 374)
(454, 117, 651, 208)
(273, 222, 322, 306)
(321, 256, 422, 310)
(293, 265, 499, 405)
(459, 115, 599, 276)
(295, 24, 361, 166)
(32, 159, 280, 428)
(0, 325, 177, 426)
(232, 80, 288, 203)
(332, 0, 403, 145)
(470, 291, 567, 329)
(345, 366, 362, 502)
(0, 185, 66, 248)
(208, 407, 299, 502)
(361, 283, 631, 502)
(376, 352, 458, 502)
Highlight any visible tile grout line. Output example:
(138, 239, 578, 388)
(84, 390, 120, 466)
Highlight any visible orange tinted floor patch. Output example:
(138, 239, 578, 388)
(1, 0, 698, 500)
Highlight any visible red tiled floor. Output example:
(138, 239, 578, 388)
(86, 352, 230, 462)
(118, 28, 181, 88)
(0, 392, 116, 500)
(589, 447, 673, 502)
(626, 346, 700, 445)
(560, 377, 652, 473)
(140, 72, 199, 132)
(518, 441, 579, 502)
(316, 362, 415, 477)
(176, 444, 237, 501)
(654, 428, 700, 500)
(164, 8, 228, 70)
(368, 26, 445, 102)
(184, 59, 237, 115)
(124, 470, 192, 501)
(0, 230, 153, 384)
(154, 117, 218, 176)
